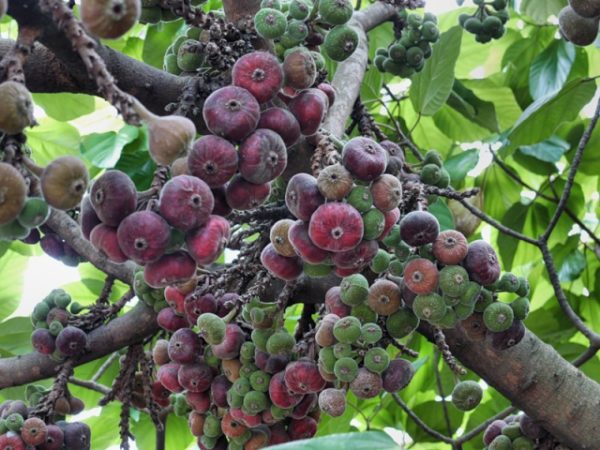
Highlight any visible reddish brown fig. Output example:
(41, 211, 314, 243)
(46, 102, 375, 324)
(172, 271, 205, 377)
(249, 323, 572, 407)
(379, 207, 401, 240)
(331, 239, 378, 269)
(288, 416, 318, 440)
(157, 362, 184, 393)
(188, 135, 239, 188)
(168, 327, 202, 364)
(143, 251, 197, 288)
(325, 286, 351, 317)
(157, 307, 190, 332)
(211, 324, 245, 360)
(184, 292, 218, 325)
(399, 211, 440, 247)
(80, 196, 101, 241)
(382, 358, 415, 392)
(432, 229, 468, 265)
(288, 88, 328, 136)
(90, 170, 137, 227)
(258, 108, 302, 147)
(203, 86, 261, 142)
(117, 211, 170, 264)
(464, 240, 501, 286)
(90, 224, 128, 263)
(211, 186, 232, 216)
(260, 243, 303, 281)
(283, 49, 317, 90)
(308, 203, 364, 252)
(371, 174, 403, 212)
(239, 129, 288, 184)
(342, 137, 388, 182)
(0, 163, 27, 226)
(268, 372, 304, 409)
(403, 258, 439, 295)
(288, 220, 331, 264)
(80, 0, 141, 39)
(232, 51, 284, 104)
(186, 391, 211, 413)
(284, 359, 326, 394)
(178, 362, 214, 392)
(159, 175, 214, 231)
(225, 175, 271, 210)
(186, 215, 230, 266)
(285, 173, 325, 221)
(350, 367, 383, 399)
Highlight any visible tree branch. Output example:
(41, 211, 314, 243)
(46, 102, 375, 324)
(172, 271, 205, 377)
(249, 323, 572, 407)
(323, 2, 397, 137)
(0, 302, 158, 389)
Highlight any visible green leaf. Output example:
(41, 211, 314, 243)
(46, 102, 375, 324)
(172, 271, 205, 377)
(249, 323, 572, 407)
(507, 78, 596, 148)
(444, 149, 479, 183)
(33, 93, 96, 122)
(519, 136, 570, 163)
(558, 249, 586, 282)
(265, 431, 401, 450)
(25, 118, 82, 166)
(433, 104, 491, 142)
(428, 199, 454, 231)
(81, 125, 140, 169)
(143, 20, 185, 69)
(0, 249, 28, 321)
(520, 0, 567, 24)
(0, 317, 33, 355)
(497, 203, 528, 270)
(529, 39, 576, 100)
(410, 26, 463, 116)
(446, 80, 499, 132)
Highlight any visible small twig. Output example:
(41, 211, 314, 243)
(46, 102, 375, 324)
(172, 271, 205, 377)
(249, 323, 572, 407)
(68, 376, 111, 395)
(92, 352, 120, 382)
(456, 406, 517, 444)
(434, 351, 453, 436)
(392, 393, 454, 444)
(433, 328, 466, 375)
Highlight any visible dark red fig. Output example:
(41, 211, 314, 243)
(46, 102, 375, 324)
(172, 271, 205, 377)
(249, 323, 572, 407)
(186, 391, 211, 413)
(325, 286, 351, 317)
(288, 220, 331, 264)
(239, 129, 288, 184)
(291, 393, 318, 420)
(90, 170, 137, 227)
(269, 423, 290, 445)
(157, 306, 189, 332)
(331, 239, 378, 269)
(380, 207, 401, 240)
(399, 210, 440, 247)
(211, 375, 232, 408)
(168, 327, 202, 364)
(21, 228, 41, 245)
(260, 243, 303, 281)
(283, 49, 317, 90)
(202, 86, 260, 142)
(61, 422, 91, 450)
(258, 107, 302, 147)
(317, 83, 336, 106)
(151, 381, 171, 407)
(268, 372, 304, 409)
(284, 359, 326, 394)
(165, 286, 187, 316)
(80, 196, 101, 240)
(216, 292, 240, 317)
(464, 240, 501, 286)
(288, 416, 318, 440)
(90, 224, 128, 263)
(55, 326, 88, 356)
(38, 424, 64, 450)
(211, 324, 245, 360)
(490, 320, 525, 350)
(382, 358, 415, 392)
(186, 215, 230, 266)
(225, 175, 271, 210)
(232, 51, 283, 104)
(31, 328, 56, 355)
(288, 88, 328, 136)
(178, 362, 214, 392)
(188, 135, 239, 188)
(117, 211, 170, 264)
(157, 362, 184, 393)
(380, 140, 405, 176)
(285, 173, 324, 222)
(211, 186, 232, 216)
(144, 251, 197, 289)
(159, 175, 214, 231)
(184, 292, 218, 325)
(0, 433, 26, 450)
(341, 137, 388, 182)
(308, 203, 364, 252)
(265, 354, 290, 374)
(40, 233, 65, 260)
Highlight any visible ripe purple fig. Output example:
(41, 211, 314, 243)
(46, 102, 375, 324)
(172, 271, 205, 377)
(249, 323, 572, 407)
(399, 211, 440, 247)
(186, 215, 230, 266)
(168, 328, 202, 364)
(308, 203, 364, 252)
(258, 108, 302, 147)
(342, 137, 388, 182)
(188, 135, 239, 188)
(288, 220, 331, 264)
(464, 240, 501, 286)
(225, 175, 271, 210)
(90, 224, 128, 263)
(178, 362, 214, 392)
(232, 51, 284, 104)
(55, 326, 88, 357)
(288, 89, 328, 136)
(382, 358, 415, 392)
(143, 251, 197, 288)
(117, 211, 170, 264)
(284, 359, 326, 394)
(239, 129, 288, 184)
(90, 170, 137, 227)
(80, 196, 101, 241)
(203, 86, 260, 142)
(285, 173, 324, 221)
(331, 239, 378, 269)
(260, 243, 303, 281)
(159, 175, 214, 231)
(211, 324, 245, 360)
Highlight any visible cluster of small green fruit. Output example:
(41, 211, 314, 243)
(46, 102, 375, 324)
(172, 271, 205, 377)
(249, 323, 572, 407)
(482, 412, 547, 450)
(459, 0, 509, 43)
(133, 270, 169, 312)
(255, 0, 359, 62)
(374, 11, 440, 78)
(163, 25, 207, 75)
(29, 289, 89, 361)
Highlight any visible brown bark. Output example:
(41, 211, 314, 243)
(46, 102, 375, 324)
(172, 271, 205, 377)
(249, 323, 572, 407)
(0, 302, 158, 389)
(222, 0, 261, 25)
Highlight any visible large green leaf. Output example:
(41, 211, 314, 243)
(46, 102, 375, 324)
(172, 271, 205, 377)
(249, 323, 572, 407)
(518, 136, 570, 163)
(429, 198, 455, 231)
(266, 431, 401, 450)
(410, 26, 463, 116)
(0, 249, 28, 321)
(25, 118, 82, 166)
(446, 80, 499, 132)
(507, 77, 596, 148)
(33, 93, 96, 122)
(433, 104, 491, 142)
(0, 317, 33, 355)
(521, 0, 567, 24)
(81, 125, 140, 169)
(143, 20, 185, 69)
(529, 39, 576, 100)
(558, 248, 586, 282)
(444, 149, 479, 183)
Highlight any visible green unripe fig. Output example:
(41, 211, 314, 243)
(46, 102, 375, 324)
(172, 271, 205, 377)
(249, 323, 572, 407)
(197, 313, 226, 345)
(451, 380, 482, 411)
(501, 422, 522, 439)
(254, 8, 287, 39)
(340, 274, 369, 306)
(333, 315, 362, 343)
(423, 150, 443, 167)
(489, 435, 512, 450)
(482, 15, 503, 35)
(492, 0, 507, 10)
(382, 225, 401, 249)
(434, 307, 458, 329)
(311, 50, 326, 71)
(261, 0, 282, 9)
(406, 46, 424, 68)
(420, 164, 441, 185)
(319, 0, 353, 25)
(439, 265, 470, 298)
(0, 220, 30, 241)
(388, 43, 406, 62)
(266, 330, 296, 355)
(464, 17, 484, 34)
(251, 328, 274, 351)
(4, 413, 24, 432)
(243, 390, 268, 415)
(319, 347, 336, 372)
(287, 19, 309, 42)
(333, 342, 354, 358)
(454, 301, 475, 320)
(364, 347, 390, 374)
(483, 302, 514, 332)
(412, 293, 446, 322)
(163, 53, 181, 75)
(351, 303, 377, 324)
(497, 272, 520, 292)
(139, 7, 162, 24)
(249, 370, 271, 392)
(32, 303, 50, 322)
(323, 25, 359, 62)
(510, 297, 530, 321)
(347, 185, 373, 213)
(203, 413, 222, 438)
(50, 289, 71, 309)
(422, 21, 440, 42)
(516, 277, 530, 297)
(303, 262, 333, 277)
(177, 40, 204, 72)
(474, 288, 493, 312)
(17, 198, 50, 228)
(512, 436, 535, 450)
(289, 0, 312, 20)
(388, 259, 404, 276)
(386, 308, 419, 338)
(370, 249, 392, 274)
(362, 208, 386, 240)
(333, 356, 358, 382)
(360, 322, 383, 344)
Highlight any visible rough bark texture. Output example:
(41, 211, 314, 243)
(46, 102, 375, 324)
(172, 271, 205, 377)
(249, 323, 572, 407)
(323, 3, 397, 138)
(0, 302, 158, 389)
(441, 320, 600, 449)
